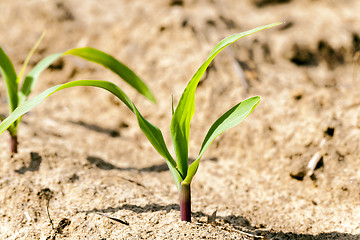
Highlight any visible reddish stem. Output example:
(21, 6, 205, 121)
(179, 183, 191, 222)
(10, 134, 18, 154)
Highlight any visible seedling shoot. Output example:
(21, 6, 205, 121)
(0, 22, 281, 221)
(0, 33, 155, 153)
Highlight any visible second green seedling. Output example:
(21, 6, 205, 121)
(0, 34, 154, 153)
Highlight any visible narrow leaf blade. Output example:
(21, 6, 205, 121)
(21, 47, 156, 104)
(133, 107, 183, 188)
(198, 96, 260, 159)
(0, 80, 135, 135)
(171, 95, 175, 116)
(65, 47, 156, 103)
(170, 22, 282, 178)
(133, 107, 177, 167)
(2, 79, 182, 186)
(184, 96, 261, 184)
(0, 47, 18, 113)
(17, 32, 45, 85)
(19, 53, 63, 103)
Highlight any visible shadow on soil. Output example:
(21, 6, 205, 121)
(86, 155, 217, 172)
(86, 156, 169, 172)
(70, 120, 120, 137)
(15, 152, 42, 174)
(85, 203, 359, 240)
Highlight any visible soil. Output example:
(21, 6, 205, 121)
(1, 0, 360, 239)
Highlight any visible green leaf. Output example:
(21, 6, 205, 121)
(17, 32, 45, 85)
(133, 106, 183, 188)
(20, 47, 156, 104)
(168, 162, 183, 190)
(132, 107, 177, 168)
(198, 96, 260, 159)
(65, 47, 156, 103)
(0, 80, 134, 136)
(19, 53, 62, 103)
(1, 79, 183, 187)
(183, 96, 261, 184)
(0, 47, 18, 113)
(170, 22, 282, 178)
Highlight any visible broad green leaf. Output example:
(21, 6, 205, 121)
(132, 106, 177, 168)
(17, 32, 45, 85)
(183, 96, 261, 184)
(0, 47, 18, 113)
(168, 162, 183, 190)
(19, 53, 62, 103)
(20, 47, 156, 104)
(65, 47, 156, 103)
(2, 79, 182, 185)
(198, 96, 260, 159)
(185, 159, 200, 185)
(133, 106, 183, 188)
(170, 22, 282, 178)
(0, 80, 135, 136)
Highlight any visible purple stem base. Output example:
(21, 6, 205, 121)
(179, 183, 191, 222)
(10, 134, 18, 154)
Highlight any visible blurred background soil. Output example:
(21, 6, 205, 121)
(0, 0, 360, 239)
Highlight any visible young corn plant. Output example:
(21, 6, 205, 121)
(0, 33, 155, 153)
(0, 22, 281, 221)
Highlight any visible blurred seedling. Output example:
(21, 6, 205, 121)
(0, 23, 281, 221)
(0, 33, 155, 153)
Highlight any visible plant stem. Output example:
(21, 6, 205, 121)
(10, 134, 18, 153)
(179, 182, 191, 222)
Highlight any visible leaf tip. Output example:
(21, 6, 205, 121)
(250, 95, 261, 103)
(148, 94, 157, 104)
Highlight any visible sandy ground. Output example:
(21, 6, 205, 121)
(1, 0, 360, 239)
